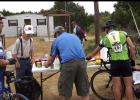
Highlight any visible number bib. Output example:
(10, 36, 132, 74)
(112, 42, 122, 52)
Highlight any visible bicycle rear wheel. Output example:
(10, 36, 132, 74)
(3, 93, 29, 100)
(12, 93, 29, 100)
(90, 70, 114, 100)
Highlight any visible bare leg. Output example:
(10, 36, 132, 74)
(112, 77, 121, 100)
(123, 76, 133, 100)
(58, 96, 71, 100)
(82, 95, 89, 100)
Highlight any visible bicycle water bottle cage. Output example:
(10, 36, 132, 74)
(5, 71, 15, 83)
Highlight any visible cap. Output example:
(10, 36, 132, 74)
(0, 13, 5, 20)
(54, 26, 64, 34)
(103, 20, 115, 28)
(24, 25, 34, 34)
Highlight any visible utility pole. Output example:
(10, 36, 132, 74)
(94, 1, 100, 46)
(65, 1, 67, 32)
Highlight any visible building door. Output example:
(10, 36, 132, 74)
(24, 19, 31, 25)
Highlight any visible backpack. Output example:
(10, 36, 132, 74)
(17, 37, 32, 57)
(15, 76, 42, 100)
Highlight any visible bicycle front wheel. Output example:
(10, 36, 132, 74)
(90, 70, 114, 100)
(11, 93, 29, 100)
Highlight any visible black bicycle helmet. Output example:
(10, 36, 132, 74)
(103, 20, 115, 28)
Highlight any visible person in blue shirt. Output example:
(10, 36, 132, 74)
(44, 26, 90, 100)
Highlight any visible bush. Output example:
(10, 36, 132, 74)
(84, 39, 95, 55)
(137, 47, 140, 54)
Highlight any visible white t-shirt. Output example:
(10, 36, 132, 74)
(73, 25, 78, 34)
(12, 37, 33, 58)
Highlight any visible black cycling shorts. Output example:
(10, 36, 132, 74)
(110, 60, 132, 77)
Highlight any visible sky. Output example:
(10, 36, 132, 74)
(0, 1, 117, 15)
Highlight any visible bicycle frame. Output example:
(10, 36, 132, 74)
(90, 59, 127, 100)
(3, 71, 29, 100)
(100, 59, 126, 94)
(4, 71, 15, 92)
(97, 59, 111, 71)
(99, 60, 112, 88)
(91, 58, 140, 99)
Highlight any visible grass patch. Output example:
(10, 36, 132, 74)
(84, 35, 96, 55)
(85, 39, 95, 55)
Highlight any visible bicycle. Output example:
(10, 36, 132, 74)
(90, 59, 126, 100)
(2, 71, 29, 100)
(90, 59, 140, 100)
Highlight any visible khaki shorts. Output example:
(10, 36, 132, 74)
(58, 58, 90, 98)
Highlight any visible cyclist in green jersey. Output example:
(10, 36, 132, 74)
(86, 20, 136, 100)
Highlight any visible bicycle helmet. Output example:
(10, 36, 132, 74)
(103, 20, 115, 28)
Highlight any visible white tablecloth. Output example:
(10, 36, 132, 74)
(133, 71, 140, 85)
(32, 63, 60, 72)
(32, 63, 111, 73)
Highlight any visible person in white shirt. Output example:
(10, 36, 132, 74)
(71, 20, 87, 44)
(12, 25, 35, 79)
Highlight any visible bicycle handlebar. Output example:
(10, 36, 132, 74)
(87, 58, 111, 71)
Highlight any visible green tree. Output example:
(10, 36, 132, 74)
(51, 1, 88, 32)
(111, 1, 140, 35)
(100, 11, 111, 33)
(0, 9, 15, 16)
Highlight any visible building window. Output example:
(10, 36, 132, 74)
(8, 20, 18, 26)
(37, 19, 46, 25)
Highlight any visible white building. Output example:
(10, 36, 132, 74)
(2, 13, 54, 37)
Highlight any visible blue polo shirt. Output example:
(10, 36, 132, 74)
(50, 32, 85, 63)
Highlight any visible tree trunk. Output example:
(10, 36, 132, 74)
(94, 1, 100, 47)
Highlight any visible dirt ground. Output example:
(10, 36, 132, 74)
(5, 36, 140, 100)
(7, 65, 100, 100)
(5, 36, 101, 100)
(38, 69, 99, 100)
